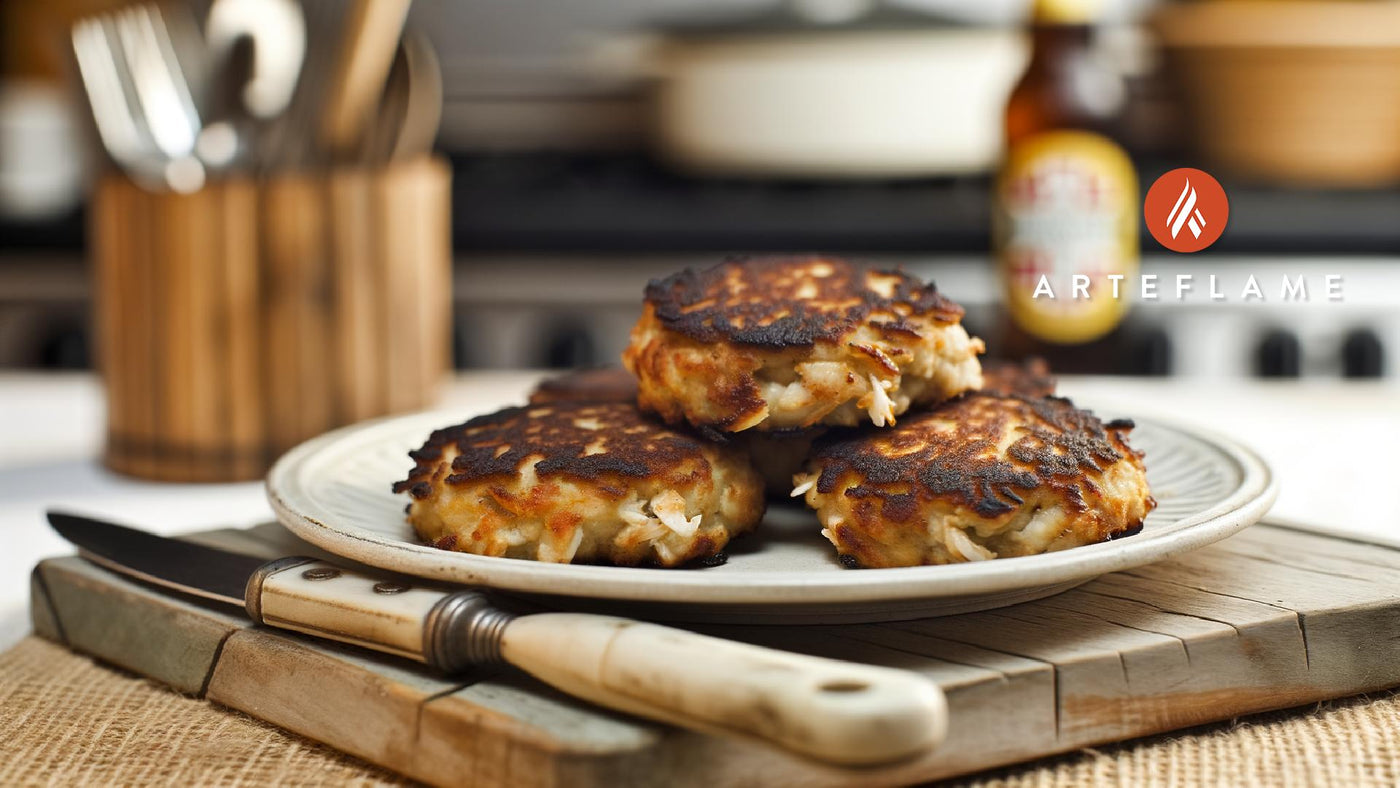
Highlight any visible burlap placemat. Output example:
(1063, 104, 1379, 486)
(4, 636, 1399, 787)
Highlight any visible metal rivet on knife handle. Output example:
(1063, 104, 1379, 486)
(243, 555, 316, 624)
(302, 566, 341, 581)
(373, 581, 410, 595)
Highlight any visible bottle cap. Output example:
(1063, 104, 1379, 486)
(1032, 0, 1101, 25)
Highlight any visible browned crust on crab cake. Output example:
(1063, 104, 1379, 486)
(980, 357, 1057, 398)
(393, 401, 765, 567)
(623, 255, 985, 433)
(794, 393, 1154, 568)
(528, 367, 638, 405)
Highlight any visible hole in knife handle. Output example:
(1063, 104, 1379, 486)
(819, 680, 870, 693)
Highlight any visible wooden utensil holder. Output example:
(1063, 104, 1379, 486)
(91, 156, 452, 482)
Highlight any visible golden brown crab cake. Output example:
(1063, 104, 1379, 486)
(525, 368, 816, 498)
(623, 255, 984, 434)
(793, 394, 1153, 568)
(528, 367, 638, 405)
(980, 357, 1057, 398)
(393, 401, 765, 567)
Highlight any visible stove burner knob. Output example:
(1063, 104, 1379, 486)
(39, 322, 90, 370)
(1124, 327, 1172, 377)
(1255, 330, 1301, 378)
(541, 320, 597, 369)
(1342, 328, 1385, 378)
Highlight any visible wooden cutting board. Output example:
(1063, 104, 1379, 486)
(29, 521, 1400, 787)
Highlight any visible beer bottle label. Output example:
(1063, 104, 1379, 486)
(995, 130, 1138, 344)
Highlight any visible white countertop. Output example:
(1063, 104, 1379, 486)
(2, 372, 1397, 651)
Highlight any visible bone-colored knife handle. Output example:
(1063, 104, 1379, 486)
(502, 614, 947, 766)
(246, 558, 511, 670)
(246, 559, 948, 766)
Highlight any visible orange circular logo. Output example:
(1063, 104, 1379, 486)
(1144, 167, 1228, 253)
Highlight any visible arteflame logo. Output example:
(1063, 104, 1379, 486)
(1167, 179, 1206, 239)
(1144, 167, 1228, 253)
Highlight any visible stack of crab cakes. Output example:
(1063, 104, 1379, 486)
(394, 255, 1154, 569)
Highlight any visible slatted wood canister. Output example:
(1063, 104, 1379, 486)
(90, 156, 452, 481)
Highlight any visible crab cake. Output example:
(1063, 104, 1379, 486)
(529, 367, 638, 405)
(793, 394, 1153, 568)
(749, 352, 1056, 498)
(980, 357, 1057, 398)
(393, 401, 765, 567)
(623, 255, 984, 434)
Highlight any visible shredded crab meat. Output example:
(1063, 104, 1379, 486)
(820, 514, 844, 547)
(618, 498, 651, 528)
(866, 374, 896, 427)
(538, 527, 585, 563)
(653, 541, 680, 566)
(944, 525, 994, 562)
(790, 478, 815, 497)
(650, 490, 701, 538)
(561, 527, 585, 562)
(518, 459, 539, 487)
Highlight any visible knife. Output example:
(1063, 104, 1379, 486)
(47, 511, 947, 767)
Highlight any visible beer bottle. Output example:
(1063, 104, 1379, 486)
(992, 0, 1139, 372)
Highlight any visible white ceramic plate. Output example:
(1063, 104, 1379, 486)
(267, 407, 1276, 624)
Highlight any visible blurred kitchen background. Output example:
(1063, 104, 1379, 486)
(3, 0, 1398, 381)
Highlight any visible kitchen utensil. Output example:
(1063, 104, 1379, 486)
(318, 0, 413, 160)
(1154, 1, 1400, 187)
(195, 35, 253, 170)
(636, 2, 1026, 177)
(392, 33, 443, 160)
(200, 0, 306, 170)
(36, 518, 1397, 786)
(113, 4, 206, 192)
(358, 45, 408, 166)
(71, 14, 166, 188)
(361, 33, 442, 164)
(204, 0, 306, 120)
(47, 511, 949, 768)
(266, 406, 1276, 623)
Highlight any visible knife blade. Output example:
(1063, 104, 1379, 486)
(49, 511, 263, 606)
(46, 510, 948, 767)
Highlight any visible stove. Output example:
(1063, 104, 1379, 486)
(453, 251, 1399, 381)
(2, 154, 1397, 381)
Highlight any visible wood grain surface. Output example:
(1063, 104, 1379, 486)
(90, 160, 452, 481)
(30, 522, 1400, 787)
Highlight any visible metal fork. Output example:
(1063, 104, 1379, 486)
(72, 14, 165, 188)
(116, 4, 205, 192)
(73, 4, 206, 192)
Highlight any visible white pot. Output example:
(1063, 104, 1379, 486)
(650, 27, 1026, 178)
